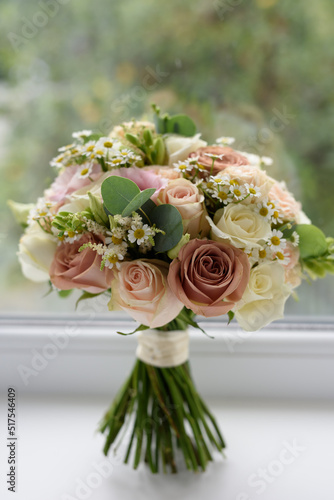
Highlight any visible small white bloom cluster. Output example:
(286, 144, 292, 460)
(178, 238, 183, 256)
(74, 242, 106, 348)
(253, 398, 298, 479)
(202, 173, 262, 206)
(27, 197, 55, 226)
(50, 132, 141, 171)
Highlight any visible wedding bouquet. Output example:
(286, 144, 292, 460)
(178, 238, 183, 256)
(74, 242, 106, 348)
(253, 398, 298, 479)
(11, 107, 334, 473)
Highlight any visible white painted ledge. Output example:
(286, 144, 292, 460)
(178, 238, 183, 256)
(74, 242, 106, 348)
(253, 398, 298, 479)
(1, 314, 334, 399)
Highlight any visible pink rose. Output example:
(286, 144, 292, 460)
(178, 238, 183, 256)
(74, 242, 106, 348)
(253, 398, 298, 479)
(269, 181, 301, 220)
(45, 163, 102, 205)
(142, 166, 181, 181)
(109, 259, 183, 328)
(157, 178, 210, 238)
(50, 234, 113, 294)
(168, 239, 250, 317)
(189, 146, 249, 175)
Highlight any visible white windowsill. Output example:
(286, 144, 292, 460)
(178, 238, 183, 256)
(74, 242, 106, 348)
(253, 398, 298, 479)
(1, 314, 334, 399)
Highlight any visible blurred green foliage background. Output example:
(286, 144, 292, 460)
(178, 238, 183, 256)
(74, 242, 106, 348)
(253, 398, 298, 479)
(0, 0, 333, 315)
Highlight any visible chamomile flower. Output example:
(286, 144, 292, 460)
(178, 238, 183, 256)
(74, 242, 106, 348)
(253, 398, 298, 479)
(275, 250, 290, 266)
(267, 229, 286, 252)
(210, 174, 231, 186)
(252, 246, 273, 263)
(245, 183, 261, 199)
(72, 130, 92, 141)
(128, 224, 153, 245)
(256, 201, 274, 221)
(82, 141, 97, 157)
(291, 231, 300, 247)
(105, 230, 126, 246)
(203, 152, 225, 161)
(230, 184, 247, 200)
(58, 143, 76, 152)
(50, 152, 69, 168)
(64, 230, 81, 244)
(216, 136, 235, 146)
(103, 249, 125, 270)
(261, 156, 273, 167)
(76, 164, 93, 179)
(212, 186, 233, 205)
(97, 137, 115, 149)
(27, 198, 54, 224)
(173, 160, 193, 173)
(271, 208, 283, 225)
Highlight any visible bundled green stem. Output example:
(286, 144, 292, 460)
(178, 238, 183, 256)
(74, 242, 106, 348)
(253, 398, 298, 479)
(99, 360, 225, 473)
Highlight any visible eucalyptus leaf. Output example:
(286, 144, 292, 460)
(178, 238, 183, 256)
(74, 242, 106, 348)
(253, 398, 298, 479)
(122, 188, 156, 217)
(101, 177, 140, 215)
(150, 204, 183, 252)
(296, 224, 328, 259)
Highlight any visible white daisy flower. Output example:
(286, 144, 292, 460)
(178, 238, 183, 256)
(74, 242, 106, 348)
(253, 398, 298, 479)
(216, 136, 235, 146)
(212, 186, 233, 205)
(245, 183, 261, 198)
(82, 141, 97, 157)
(271, 208, 283, 225)
(267, 229, 286, 252)
(128, 224, 152, 245)
(210, 174, 231, 186)
(50, 153, 68, 168)
(256, 201, 274, 221)
(72, 130, 92, 141)
(64, 230, 81, 244)
(275, 250, 290, 266)
(230, 184, 247, 200)
(203, 152, 225, 161)
(173, 160, 193, 173)
(104, 250, 124, 270)
(76, 164, 93, 179)
(291, 231, 300, 247)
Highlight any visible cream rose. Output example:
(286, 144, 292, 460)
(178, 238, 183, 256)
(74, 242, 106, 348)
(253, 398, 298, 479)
(165, 133, 207, 166)
(109, 259, 183, 328)
(208, 204, 272, 249)
(157, 179, 210, 238)
(18, 222, 57, 282)
(235, 261, 291, 331)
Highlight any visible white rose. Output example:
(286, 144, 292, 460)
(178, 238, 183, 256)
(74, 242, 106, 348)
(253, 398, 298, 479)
(235, 261, 291, 331)
(18, 222, 57, 282)
(208, 204, 272, 249)
(165, 133, 207, 166)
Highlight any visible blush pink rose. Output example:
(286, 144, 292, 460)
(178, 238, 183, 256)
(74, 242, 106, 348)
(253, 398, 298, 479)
(156, 178, 210, 238)
(45, 163, 102, 205)
(50, 233, 113, 294)
(109, 259, 183, 328)
(189, 146, 249, 175)
(269, 181, 301, 220)
(168, 239, 250, 317)
(142, 165, 181, 181)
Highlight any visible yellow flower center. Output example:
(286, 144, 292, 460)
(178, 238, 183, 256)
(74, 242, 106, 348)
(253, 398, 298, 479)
(95, 150, 104, 156)
(268, 201, 275, 209)
(86, 145, 95, 152)
(249, 187, 256, 195)
(218, 191, 228, 201)
(259, 249, 267, 259)
(276, 251, 285, 260)
(134, 228, 145, 239)
(179, 164, 187, 170)
(56, 156, 64, 163)
(206, 182, 214, 189)
(112, 235, 123, 245)
(103, 141, 113, 148)
(233, 189, 242, 197)
(67, 230, 75, 238)
(271, 236, 281, 246)
(260, 207, 269, 217)
(39, 211, 47, 217)
(58, 235, 65, 241)
(230, 179, 240, 186)
(108, 254, 119, 264)
(71, 148, 78, 154)
(112, 158, 122, 164)
(273, 210, 279, 219)
(80, 168, 89, 176)
(197, 163, 206, 170)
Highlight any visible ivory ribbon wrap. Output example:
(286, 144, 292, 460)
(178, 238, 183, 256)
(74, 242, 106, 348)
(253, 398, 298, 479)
(136, 329, 189, 368)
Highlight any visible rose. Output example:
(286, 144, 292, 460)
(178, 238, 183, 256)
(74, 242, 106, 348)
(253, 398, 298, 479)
(165, 134, 207, 166)
(235, 261, 291, 331)
(65, 166, 168, 207)
(109, 259, 183, 328)
(157, 178, 210, 238)
(208, 204, 272, 249)
(268, 181, 301, 220)
(142, 165, 181, 181)
(222, 165, 274, 200)
(50, 234, 113, 293)
(168, 239, 250, 317)
(18, 222, 58, 282)
(188, 146, 249, 174)
(45, 163, 102, 205)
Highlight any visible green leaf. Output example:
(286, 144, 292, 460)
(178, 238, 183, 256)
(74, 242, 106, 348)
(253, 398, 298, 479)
(101, 177, 140, 215)
(153, 108, 197, 137)
(122, 188, 156, 217)
(150, 204, 183, 252)
(296, 224, 328, 259)
(75, 291, 103, 309)
(125, 133, 141, 147)
(117, 324, 150, 336)
(58, 289, 73, 298)
(227, 311, 235, 325)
